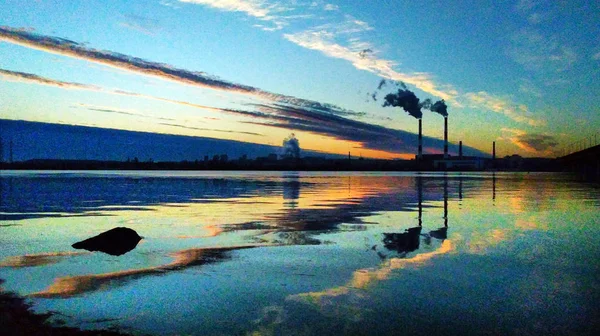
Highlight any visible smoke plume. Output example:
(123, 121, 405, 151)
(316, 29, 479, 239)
(283, 133, 300, 159)
(372, 80, 449, 119)
(382, 87, 424, 119)
(430, 99, 448, 117)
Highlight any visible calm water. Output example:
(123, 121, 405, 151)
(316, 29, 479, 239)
(1, 171, 599, 335)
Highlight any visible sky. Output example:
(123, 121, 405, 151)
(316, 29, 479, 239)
(0, 0, 599, 159)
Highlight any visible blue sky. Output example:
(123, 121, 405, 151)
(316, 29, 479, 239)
(1, 0, 599, 158)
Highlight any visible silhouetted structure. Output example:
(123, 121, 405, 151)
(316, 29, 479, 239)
(383, 227, 422, 253)
(72, 227, 142, 256)
(429, 175, 449, 240)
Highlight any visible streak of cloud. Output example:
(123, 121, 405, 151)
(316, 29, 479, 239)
(0, 68, 101, 90)
(500, 128, 559, 155)
(283, 29, 459, 102)
(507, 29, 577, 72)
(74, 103, 175, 121)
(118, 14, 161, 36)
(241, 103, 486, 157)
(159, 122, 264, 136)
(0, 26, 365, 119)
(464, 91, 545, 126)
(178, 0, 293, 31)
(0, 65, 485, 157)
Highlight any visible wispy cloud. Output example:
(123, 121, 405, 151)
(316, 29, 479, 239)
(179, 0, 294, 31)
(463, 91, 544, 126)
(73, 103, 175, 121)
(518, 79, 543, 97)
(3, 67, 462, 156)
(0, 26, 365, 119)
(0, 68, 100, 90)
(170, 2, 543, 127)
(159, 122, 265, 136)
(324, 4, 339, 11)
(500, 128, 558, 155)
(507, 29, 577, 72)
(118, 14, 161, 36)
(593, 51, 600, 60)
(283, 27, 457, 101)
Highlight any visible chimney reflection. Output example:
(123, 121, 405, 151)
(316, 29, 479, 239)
(492, 172, 496, 204)
(458, 173, 463, 202)
(282, 173, 300, 208)
(382, 174, 449, 255)
(428, 174, 449, 241)
(418, 174, 423, 227)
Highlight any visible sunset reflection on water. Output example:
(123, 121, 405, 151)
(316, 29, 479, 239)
(0, 171, 598, 335)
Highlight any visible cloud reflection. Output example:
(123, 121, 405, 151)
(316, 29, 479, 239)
(28, 245, 257, 298)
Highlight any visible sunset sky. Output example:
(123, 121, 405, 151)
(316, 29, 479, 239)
(1, 0, 599, 159)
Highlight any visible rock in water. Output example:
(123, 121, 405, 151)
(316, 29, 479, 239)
(72, 227, 142, 256)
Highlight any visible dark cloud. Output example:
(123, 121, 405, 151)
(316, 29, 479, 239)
(0, 26, 364, 118)
(238, 103, 486, 157)
(516, 133, 559, 152)
(359, 48, 372, 58)
(0, 68, 100, 90)
(72, 104, 175, 121)
(159, 123, 264, 137)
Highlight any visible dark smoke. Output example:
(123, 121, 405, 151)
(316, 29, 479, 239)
(372, 80, 449, 119)
(283, 133, 300, 159)
(359, 49, 373, 58)
(430, 99, 448, 117)
(382, 86, 424, 119)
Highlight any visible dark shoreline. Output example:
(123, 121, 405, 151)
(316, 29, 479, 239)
(0, 290, 132, 336)
(0, 156, 560, 172)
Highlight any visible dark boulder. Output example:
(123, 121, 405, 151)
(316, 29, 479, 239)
(72, 227, 142, 256)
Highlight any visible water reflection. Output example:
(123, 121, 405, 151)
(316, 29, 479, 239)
(383, 174, 448, 255)
(0, 171, 599, 335)
(282, 172, 300, 208)
(29, 245, 258, 298)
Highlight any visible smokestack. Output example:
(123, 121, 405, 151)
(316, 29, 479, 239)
(444, 116, 448, 159)
(492, 141, 496, 160)
(418, 118, 423, 160)
(459, 141, 463, 159)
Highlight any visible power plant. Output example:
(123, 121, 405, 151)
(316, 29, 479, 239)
(375, 81, 496, 170)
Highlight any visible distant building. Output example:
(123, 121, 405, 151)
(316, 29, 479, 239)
(503, 154, 523, 169)
(419, 154, 486, 170)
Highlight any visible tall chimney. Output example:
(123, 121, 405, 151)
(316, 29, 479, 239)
(444, 116, 448, 159)
(459, 141, 463, 159)
(418, 118, 423, 160)
(492, 141, 496, 160)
